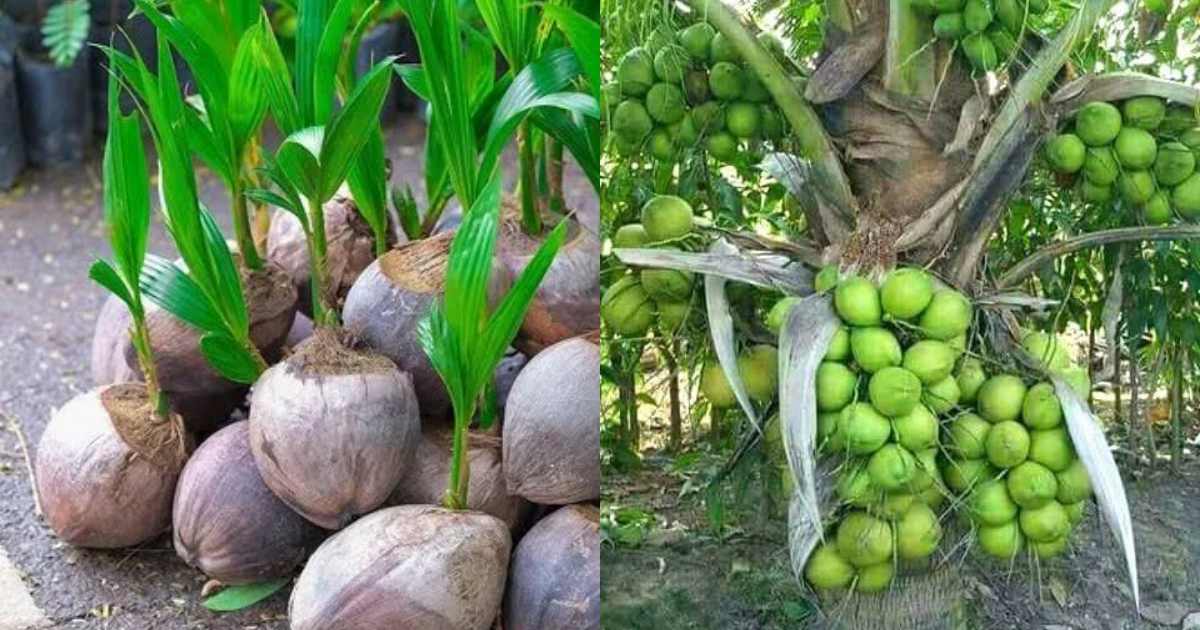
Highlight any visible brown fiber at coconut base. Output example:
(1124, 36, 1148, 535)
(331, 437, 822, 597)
(504, 504, 600, 630)
(496, 199, 600, 356)
(35, 384, 187, 548)
(116, 261, 297, 433)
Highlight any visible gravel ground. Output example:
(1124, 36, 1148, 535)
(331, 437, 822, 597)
(0, 118, 598, 629)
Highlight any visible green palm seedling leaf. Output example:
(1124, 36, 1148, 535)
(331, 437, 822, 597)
(42, 0, 90, 68)
(543, 5, 600, 98)
(249, 13, 302, 135)
(531, 106, 600, 192)
(346, 127, 390, 256)
(312, 0, 359, 123)
(475, 0, 536, 72)
(318, 57, 395, 201)
(200, 333, 262, 385)
(139, 256, 227, 340)
(202, 579, 290, 612)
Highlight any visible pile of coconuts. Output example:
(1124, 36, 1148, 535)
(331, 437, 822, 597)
(607, 16, 791, 164)
(1044, 97, 1200, 224)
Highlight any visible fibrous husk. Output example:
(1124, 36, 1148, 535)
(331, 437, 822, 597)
(288, 505, 511, 630)
(343, 231, 511, 422)
(497, 204, 600, 356)
(35, 384, 187, 548)
(248, 330, 421, 529)
(504, 504, 600, 630)
(267, 194, 392, 317)
(172, 421, 323, 584)
(99, 263, 297, 434)
(285, 312, 315, 350)
(503, 337, 600, 504)
(388, 429, 530, 530)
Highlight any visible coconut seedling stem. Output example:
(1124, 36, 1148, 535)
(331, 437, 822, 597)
(517, 122, 544, 234)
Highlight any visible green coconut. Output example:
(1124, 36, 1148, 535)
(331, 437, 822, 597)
(880, 268, 934, 320)
(836, 512, 894, 568)
(1019, 500, 1069, 542)
(815, 265, 840, 292)
(920, 485, 946, 510)
(1118, 170, 1156, 205)
(1182, 127, 1200, 149)
(1122, 96, 1166, 130)
(640, 266, 693, 302)
(1028, 427, 1074, 472)
(669, 115, 700, 146)
(970, 479, 1019, 526)
(924, 376, 962, 414)
(896, 503, 942, 561)
(1021, 382, 1063, 429)
(1080, 180, 1113, 203)
(933, 13, 966, 40)
(725, 103, 761, 139)
(601, 82, 621, 116)
(948, 413, 991, 459)
(640, 195, 694, 242)
(872, 491, 914, 521)
(805, 543, 856, 590)
(957, 357, 987, 404)
(839, 403, 892, 455)
(602, 276, 655, 336)
(977, 374, 1027, 423)
(648, 129, 676, 162)
(709, 32, 739, 63)
(678, 23, 716, 61)
(1055, 458, 1092, 504)
(617, 47, 655, 96)
(826, 327, 851, 362)
(1075, 102, 1123, 146)
(819, 411, 845, 452)
(1144, 192, 1173, 225)
(646, 26, 674, 55)
(1083, 146, 1120, 185)
(1060, 366, 1091, 400)
(893, 404, 938, 451)
(1063, 499, 1086, 526)
(1172, 173, 1200, 219)
(818, 362, 859, 412)
(837, 465, 877, 507)
(1045, 133, 1087, 174)
(1031, 535, 1069, 559)
(868, 367, 922, 417)
(706, 132, 739, 163)
(947, 334, 968, 358)
(646, 84, 687, 125)
(691, 102, 725, 132)
(681, 71, 709, 105)
(962, 33, 998, 72)
(851, 327, 903, 374)
(994, 0, 1023, 32)
(1115, 128, 1158, 170)
(963, 0, 993, 32)
(988, 25, 1020, 60)
(742, 73, 769, 103)
(1006, 461, 1058, 509)
(738, 345, 779, 402)
(1153, 141, 1196, 186)
(614, 100, 654, 144)
(612, 224, 649, 249)
(917, 290, 972, 340)
(908, 448, 940, 493)
(760, 106, 784, 140)
(902, 340, 956, 385)
(1020, 331, 1071, 371)
(657, 300, 690, 332)
(1161, 106, 1198, 135)
(869, 445, 917, 491)
(932, 0, 966, 11)
(985, 421, 1030, 469)
(856, 562, 894, 593)
(943, 458, 996, 493)
(764, 297, 802, 335)
(653, 44, 690, 83)
(708, 62, 743, 101)
(700, 361, 737, 408)
(836, 277, 882, 327)
(977, 520, 1024, 560)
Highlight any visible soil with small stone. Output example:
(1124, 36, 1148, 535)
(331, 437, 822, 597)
(0, 118, 597, 629)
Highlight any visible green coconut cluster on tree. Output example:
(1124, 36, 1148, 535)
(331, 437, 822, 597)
(927, 0, 1048, 72)
(1044, 97, 1200, 225)
(607, 16, 792, 164)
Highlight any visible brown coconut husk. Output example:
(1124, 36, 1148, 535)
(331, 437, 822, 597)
(267, 195, 394, 317)
(35, 384, 187, 548)
(497, 201, 600, 356)
(288, 505, 511, 630)
(248, 329, 421, 529)
(115, 262, 297, 434)
(505, 504, 600, 630)
(504, 337, 600, 504)
(387, 429, 530, 530)
(284, 312, 315, 350)
(91, 294, 140, 385)
(342, 231, 512, 423)
(173, 421, 324, 584)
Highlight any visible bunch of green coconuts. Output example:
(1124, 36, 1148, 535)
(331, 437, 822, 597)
(924, 0, 1047, 72)
(601, 195, 699, 338)
(1044, 97, 1200, 225)
(607, 20, 790, 164)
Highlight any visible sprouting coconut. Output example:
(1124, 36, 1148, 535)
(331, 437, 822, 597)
(389, 429, 529, 530)
(504, 505, 600, 630)
(267, 194, 391, 318)
(289, 505, 511, 630)
(173, 421, 323, 583)
(36, 384, 188, 548)
(91, 294, 139, 385)
(504, 337, 600, 505)
(249, 329, 422, 529)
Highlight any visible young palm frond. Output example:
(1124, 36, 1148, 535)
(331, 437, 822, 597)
(42, 0, 91, 67)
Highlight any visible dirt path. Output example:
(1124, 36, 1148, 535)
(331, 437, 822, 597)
(0, 118, 597, 629)
(601, 453, 1200, 629)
